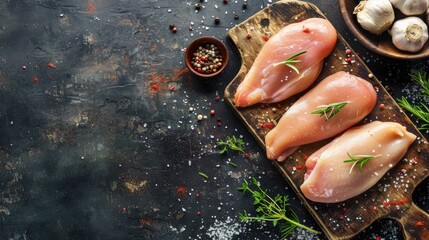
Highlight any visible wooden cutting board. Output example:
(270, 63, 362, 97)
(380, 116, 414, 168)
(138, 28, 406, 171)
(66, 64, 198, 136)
(224, 1, 429, 239)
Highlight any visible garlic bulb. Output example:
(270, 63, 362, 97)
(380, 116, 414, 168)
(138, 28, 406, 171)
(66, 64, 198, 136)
(390, 0, 429, 16)
(354, 0, 395, 35)
(391, 17, 428, 52)
(427, 8, 429, 25)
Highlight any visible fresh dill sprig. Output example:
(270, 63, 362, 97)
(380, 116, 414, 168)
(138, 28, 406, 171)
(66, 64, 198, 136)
(311, 101, 349, 120)
(272, 50, 307, 74)
(343, 153, 376, 174)
(397, 70, 429, 130)
(238, 177, 320, 239)
(217, 136, 245, 154)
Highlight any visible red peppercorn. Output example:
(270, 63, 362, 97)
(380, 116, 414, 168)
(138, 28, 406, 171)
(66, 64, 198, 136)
(215, 95, 220, 101)
(379, 103, 385, 109)
(345, 49, 351, 54)
(416, 221, 425, 227)
(346, 57, 352, 63)
(32, 76, 40, 84)
(244, 153, 250, 158)
(196, 211, 201, 215)
(169, 85, 175, 91)
(210, 110, 215, 115)
(172, 27, 177, 33)
(246, 33, 252, 39)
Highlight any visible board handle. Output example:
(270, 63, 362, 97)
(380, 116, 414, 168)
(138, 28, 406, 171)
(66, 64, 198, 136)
(396, 202, 429, 239)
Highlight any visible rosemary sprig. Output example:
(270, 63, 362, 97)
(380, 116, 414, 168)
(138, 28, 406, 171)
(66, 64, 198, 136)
(397, 97, 429, 130)
(311, 101, 349, 120)
(217, 136, 245, 154)
(397, 70, 429, 130)
(410, 70, 429, 97)
(272, 50, 307, 74)
(343, 153, 376, 174)
(238, 177, 320, 239)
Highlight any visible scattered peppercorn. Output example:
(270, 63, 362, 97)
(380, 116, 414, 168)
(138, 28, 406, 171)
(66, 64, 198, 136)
(242, 3, 247, 9)
(191, 43, 223, 74)
(214, 17, 220, 24)
(47, 62, 56, 68)
(246, 33, 252, 39)
(210, 110, 215, 115)
(379, 103, 385, 109)
(32, 76, 39, 84)
(234, 14, 239, 20)
(172, 27, 177, 33)
(195, 3, 201, 10)
(345, 49, 351, 55)
(169, 23, 175, 30)
(223, 0, 228, 4)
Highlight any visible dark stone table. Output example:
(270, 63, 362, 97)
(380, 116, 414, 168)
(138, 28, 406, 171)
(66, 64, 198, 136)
(0, 0, 427, 239)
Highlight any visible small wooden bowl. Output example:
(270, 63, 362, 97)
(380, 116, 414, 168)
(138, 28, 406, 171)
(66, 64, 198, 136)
(339, 0, 429, 60)
(185, 36, 229, 78)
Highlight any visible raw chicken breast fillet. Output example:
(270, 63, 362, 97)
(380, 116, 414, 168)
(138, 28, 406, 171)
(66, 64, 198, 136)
(300, 121, 416, 203)
(265, 71, 377, 161)
(234, 18, 337, 107)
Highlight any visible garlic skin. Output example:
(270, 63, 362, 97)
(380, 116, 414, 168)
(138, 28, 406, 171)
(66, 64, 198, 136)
(354, 0, 395, 35)
(390, 0, 429, 16)
(427, 8, 429, 25)
(391, 17, 428, 52)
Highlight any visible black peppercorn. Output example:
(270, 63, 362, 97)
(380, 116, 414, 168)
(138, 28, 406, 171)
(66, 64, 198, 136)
(234, 14, 239, 20)
(195, 3, 201, 10)
(242, 3, 247, 9)
(169, 24, 175, 30)
(214, 17, 220, 24)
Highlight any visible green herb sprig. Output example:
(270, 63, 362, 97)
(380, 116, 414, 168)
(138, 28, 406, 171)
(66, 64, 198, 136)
(272, 51, 307, 74)
(198, 172, 209, 179)
(238, 177, 320, 239)
(343, 153, 376, 174)
(311, 101, 349, 120)
(397, 70, 429, 130)
(217, 136, 245, 154)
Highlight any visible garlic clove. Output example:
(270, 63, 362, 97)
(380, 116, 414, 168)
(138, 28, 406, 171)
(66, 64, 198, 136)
(391, 17, 429, 52)
(390, 0, 429, 16)
(354, 0, 395, 35)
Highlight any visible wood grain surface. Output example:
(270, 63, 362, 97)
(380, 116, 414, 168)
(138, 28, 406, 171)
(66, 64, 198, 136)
(224, 1, 429, 239)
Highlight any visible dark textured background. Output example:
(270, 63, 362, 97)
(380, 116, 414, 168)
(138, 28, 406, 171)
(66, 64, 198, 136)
(0, 0, 427, 239)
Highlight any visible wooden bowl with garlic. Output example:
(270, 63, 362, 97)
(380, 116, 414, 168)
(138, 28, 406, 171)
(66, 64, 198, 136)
(339, 0, 429, 60)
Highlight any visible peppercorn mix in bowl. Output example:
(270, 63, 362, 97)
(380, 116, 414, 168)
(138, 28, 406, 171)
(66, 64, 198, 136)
(185, 36, 229, 77)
